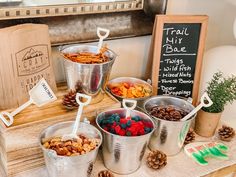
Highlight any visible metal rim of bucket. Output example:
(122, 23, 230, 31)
(143, 95, 196, 124)
(96, 108, 156, 139)
(59, 44, 117, 66)
(106, 77, 153, 101)
(38, 121, 103, 158)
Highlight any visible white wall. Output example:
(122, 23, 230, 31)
(52, 0, 236, 126)
(167, 0, 236, 49)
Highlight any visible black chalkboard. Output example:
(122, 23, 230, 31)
(151, 15, 208, 105)
(158, 23, 201, 97)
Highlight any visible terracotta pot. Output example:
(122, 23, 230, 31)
(194, 109, 222, 137)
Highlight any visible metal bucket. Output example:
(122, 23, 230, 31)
(39, 121, 102, 177)
(106, 77, 153, 109)
(60, 45, 117, 104)
(96, 108, 155, 174)
(143, 96, 196, 156)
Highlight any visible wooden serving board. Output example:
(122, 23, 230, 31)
(0, 84, 121, 176)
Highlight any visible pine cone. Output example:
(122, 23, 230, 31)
(62, 90, 79, 110)
(98, 170, 114, 177)
(184, 129, 195, 145)
(147, 150, 167, 170)
(218, 125, 235, 142)
(75, 81, 83, 93)
(62, 82, 83, 110)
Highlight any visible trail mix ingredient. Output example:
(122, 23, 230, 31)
(149, 105, 188, 121)
(63, 45, 109, 64)
(42, 135, 100, 156)
(98, 113, 153, 136)
(108, 82, 152, 98)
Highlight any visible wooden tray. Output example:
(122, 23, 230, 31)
(0, 84, 121, 176)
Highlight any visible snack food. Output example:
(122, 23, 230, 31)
(149, 105, 188, 121)
(98, 113, 153, 136)
(108, 82, 152, 98)
(63, 45, 109, 64)
(42, 135, 100, 156)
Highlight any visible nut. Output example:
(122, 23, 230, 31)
(42, 135, 100, 157)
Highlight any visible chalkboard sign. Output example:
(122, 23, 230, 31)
(151, 15, 208, 105)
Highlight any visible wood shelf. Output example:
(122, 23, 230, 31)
(0, 0, 143, 20)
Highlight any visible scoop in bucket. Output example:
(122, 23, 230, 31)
(122, 99, 137, 118)
(96, 27, 110, 53)
(62, 93, 91, 141)
(0, 78, 57, 126)
(181, 92, 213, 121)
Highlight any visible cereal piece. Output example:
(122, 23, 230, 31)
(43, 142, 50, 148)
(66, 151, 72, 156)
(51, 137, 61, 142)
(109, 82, 151, 98)
(64, 140, 72, 146)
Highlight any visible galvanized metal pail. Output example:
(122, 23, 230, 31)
(60, 45, 117, 104)
(96, 108, 155, 174)
(143, 96, 196, 156)
(39, 121, 102, 177)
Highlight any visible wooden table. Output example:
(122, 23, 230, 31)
(205, 164, 236, 177)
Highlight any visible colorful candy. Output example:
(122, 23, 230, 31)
(108, 82, 152, 98)
(98, 114, 154, 136)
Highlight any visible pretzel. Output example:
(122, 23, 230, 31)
(63, 45, 109, 64)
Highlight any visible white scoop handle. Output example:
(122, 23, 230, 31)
(0, 99, 33, 126)
(97, 27, 110, 53)
(72, 93, 91, 135)
(122, 99, 137, 118)
(181, 92, 213, 121)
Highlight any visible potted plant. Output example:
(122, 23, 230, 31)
(195, 71, 236, 137)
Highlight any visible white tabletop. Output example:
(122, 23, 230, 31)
(9, 136, 236, 177)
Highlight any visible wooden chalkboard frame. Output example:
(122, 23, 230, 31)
(151, 15, 208, 105)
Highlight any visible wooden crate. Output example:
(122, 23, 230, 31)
(0, 85, 121, 176)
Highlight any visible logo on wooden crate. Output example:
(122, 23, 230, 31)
(15, 44, 50, 76)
